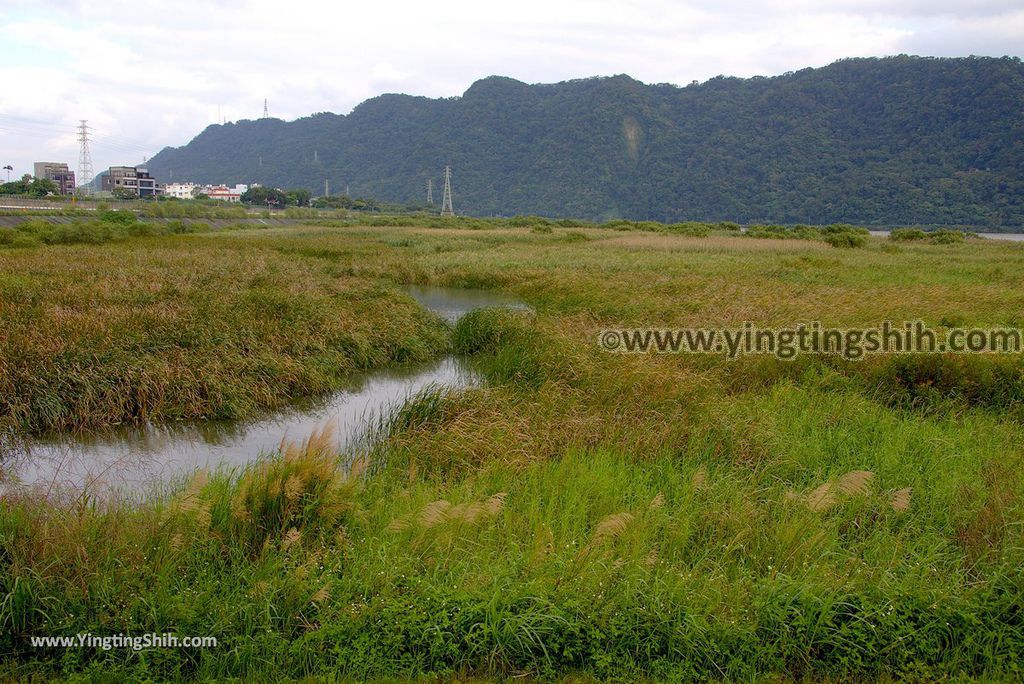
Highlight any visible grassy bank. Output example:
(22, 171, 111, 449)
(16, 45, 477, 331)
(2, 224, 1023, 680)
(0, 223, 448, 435)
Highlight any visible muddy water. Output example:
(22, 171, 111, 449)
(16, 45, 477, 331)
(7, 286, 522, 493)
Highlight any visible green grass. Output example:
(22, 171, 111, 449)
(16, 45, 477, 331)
(1, 224, 1023, 680)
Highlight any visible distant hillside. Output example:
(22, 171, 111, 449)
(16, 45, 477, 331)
(147, 56, 1024, 227)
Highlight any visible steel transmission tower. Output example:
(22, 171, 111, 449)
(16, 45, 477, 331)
(440, 166, 454, 216)
(77, 120, 94, 195)
(426, 178, 433, 205)
(263, 99, 269, 118)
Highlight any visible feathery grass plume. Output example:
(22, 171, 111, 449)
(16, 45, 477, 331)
(482, 492, 507, 516)
(283, 528, 302, 550)
(222, 422, 358, 554)
(284, 476, 303, 502)
(310, 586, 331, 605)
(692, 466, 708, 491)
(167, 468, 213, 531)
(891, 487, 913, 512)
(837, 470, 875, 496)
(802, 470, 875, 511)
(448, 492, 507, 524)
(385, 514, 412, 533)
(806, 483, 837, 512)
(649, 492, 665, 509)
(417, 500, 452, 528)
(589, 512, 635, 546)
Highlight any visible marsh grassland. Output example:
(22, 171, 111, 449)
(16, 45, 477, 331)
(2, 222, 1023, 681)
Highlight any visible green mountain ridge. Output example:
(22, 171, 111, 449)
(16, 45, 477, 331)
(147, 56, 1024, 227)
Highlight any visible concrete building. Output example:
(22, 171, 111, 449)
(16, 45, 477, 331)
(33, 162, 77, 196)
(203, 183, 248, 202)
(164, 182, 199, 199)
(102, 165, 163, 197)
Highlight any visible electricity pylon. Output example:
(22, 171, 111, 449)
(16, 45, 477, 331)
(77, 120, 94, 195)
(440, 166, 454, 216)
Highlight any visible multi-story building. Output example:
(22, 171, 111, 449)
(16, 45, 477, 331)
(102, 165, 164, 197)
(164, 182, 199, 199)
(33, 162, 77, 196)
(205, 184, 243, 202)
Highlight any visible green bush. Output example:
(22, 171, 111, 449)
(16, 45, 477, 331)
(662, 222, 711, 237)
(929, 229, 965, 244)
(890, 228, 928, 241)
(98, 209, 138, 225)
(824, 232, 868, 248)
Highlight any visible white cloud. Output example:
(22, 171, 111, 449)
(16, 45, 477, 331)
(0, 0, 1019, 178)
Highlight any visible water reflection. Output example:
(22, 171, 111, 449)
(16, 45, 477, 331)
(5, 285, 524, 493)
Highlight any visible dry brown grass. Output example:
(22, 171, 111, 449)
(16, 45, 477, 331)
(597, 233, 831, 253)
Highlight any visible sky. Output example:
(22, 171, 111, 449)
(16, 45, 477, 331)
(0, 0, 1021, 182)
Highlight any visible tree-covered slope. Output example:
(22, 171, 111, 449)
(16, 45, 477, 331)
(147, 56, 1024, 227)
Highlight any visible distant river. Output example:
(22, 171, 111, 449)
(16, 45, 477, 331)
(868, 230, 1024, 242)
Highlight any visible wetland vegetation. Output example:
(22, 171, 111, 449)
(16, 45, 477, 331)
(1, 220, 1023, 681)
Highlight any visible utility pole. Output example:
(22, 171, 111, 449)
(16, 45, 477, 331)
(426, 178, 433, 205)
(440, 166, 454, 216)
(77, 120, 94, 195)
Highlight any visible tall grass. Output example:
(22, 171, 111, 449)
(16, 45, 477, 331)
(2, 222, 1024, 680)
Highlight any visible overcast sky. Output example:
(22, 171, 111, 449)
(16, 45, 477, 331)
(0, 0, 1020, 181)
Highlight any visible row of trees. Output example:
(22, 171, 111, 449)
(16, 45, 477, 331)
(0, 175, 59, 197)
(239, 186, 311, 208)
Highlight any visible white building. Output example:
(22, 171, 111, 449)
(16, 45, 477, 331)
(205, 184, 242, 202)
(164, 182, 199, 199)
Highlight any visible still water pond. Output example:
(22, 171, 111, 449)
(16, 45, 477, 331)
(7, 286, 523, 494)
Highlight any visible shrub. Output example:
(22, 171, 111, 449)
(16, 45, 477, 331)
(662, 222, 711, 237)
(821, 223, 869, 236)
(890, 228, 928, 241)
(97, 209, 138, 225)
(929, 229, 965, 245)
(824, 232, 868, 248)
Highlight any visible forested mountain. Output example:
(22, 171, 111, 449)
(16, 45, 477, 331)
(147, 56, 1024, 227)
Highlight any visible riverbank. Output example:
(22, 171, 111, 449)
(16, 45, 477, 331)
(0, 228, 449, 437)
(2, 224, 1023, 681)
